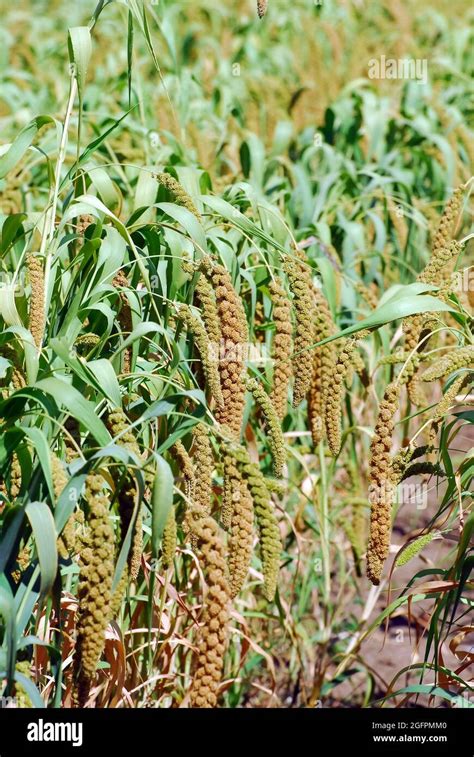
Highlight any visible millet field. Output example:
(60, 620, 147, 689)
(0, 0, 473, 713)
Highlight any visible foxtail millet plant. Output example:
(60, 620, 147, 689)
(418, 240, 464, 287)
(398, 461, 444, 481)
(349, 499, 368, 576)
(233, 445, 282, 601)
(194, 271, 222, 360)
(106, 409, 143, 582)
(427, 373, 472, 449)
(401, 184, 466, 405)
(178, 304, 224, 408)
(52, 454, 77, 559)
(9, 453, 22, 500)
(172, 439, 196, 501)
(1, 0, 472, 713)
(325, 336, 363, 457)
(347, 344, 368, 386)
(192, 423, 214, 518)
(221, 442, 254, 596)
(421, 345, 474, 381)
(26, 252, 45, 349)
(228, 478, 254, 598)
(155, 172, 201, 219)
(402, 192, 465, 404)
(161, 508, 177, 569)
(431, 186, 464, 256)
(402, 241, 462, 407)
(245, 376, 286, 477)
(284, 249, 316, 408)
(1, 343, 25, 391)
(269, 278, 293, 420)
(355, 281, 378, 310)
(13, 661, 33, 708)
(221, 445, 239, 532)
(204, 259, 249, 438)
(73, 473, 115, 707)
(367, 355, 430, 583)
(74, 333, 101, 355)
(224, 442, 254, 597)
(112, 271, 133, 375)
(307, 285, 337, 446)
(257, 0, 268, 19)
(366, 380, 401, 585)
(188, 515, 230, 708)
(389, 444, 429, 486)
(394, 532, 439, 568)
(180, 423, 214, 551)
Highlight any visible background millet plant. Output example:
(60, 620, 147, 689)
(0, 0, 472, 708)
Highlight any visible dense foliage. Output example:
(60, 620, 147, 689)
(0, 0, 472, 708)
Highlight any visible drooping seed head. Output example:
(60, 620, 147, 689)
(203, 260, 248, 438)
(245, 377, 286, 477)
(366, 381, 401, 585)
(156, 172, 201, 219)
(73, 474, 115, 707)
(269, 278, 292, 419)
(307, 285, 337, 446)
(189, 515, 230, 708)
(283, 250, 317, 408)
(27, 253, 45, 349)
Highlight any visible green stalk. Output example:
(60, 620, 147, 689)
(318, 441, 331, 605)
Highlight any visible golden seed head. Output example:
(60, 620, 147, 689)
(421, 346, 474, 382)
(73, 474, 115, 707)
(156, 172, 201, 219)
(27, 253, 45, 349)
(431, 187, 464, 256)
(203, 261, 248, 438)
(195, 272, 222, 354)
(106, 409, 142, 580)
(269, 278, 293, 420)
(325, 337, 360, 457)
(192, 423, 214, 519)
(178, 304, 224, 407)
(172, 439, 195, 501)
(231, 445, 281, 601)
(112, 272, 133, 374)
(284, 250, 317, 408)
(355, 281, 378, 310)
(161, 508, 177, 569)
(9, 454, 22, 500)
(366, 381, 401, 585)
(419, 240, 463, 287)
(428, 374, 471, 448)
(245, 377, 286, 477)
(307, 285, 337, 445)
(189, 515, 230, 708)
(222, 445, 254, 598)
(52, 454, 78, 559)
